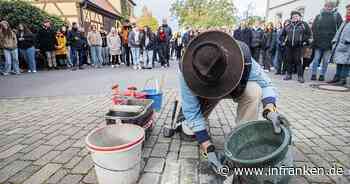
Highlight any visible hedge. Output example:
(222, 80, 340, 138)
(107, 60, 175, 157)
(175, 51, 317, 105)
(0, 0, 65, 32)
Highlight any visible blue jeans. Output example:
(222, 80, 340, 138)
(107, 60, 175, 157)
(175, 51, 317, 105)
(3, 48, 20, 74)
(101, 47, 109, 64)
(66, 46, 73, 67)
(20, 47, 36, 72)
(131, 47, 140, 66)
(70, 47, 84, 67)
(311, 49, 331, 76)
(144, 49, 153, 68)
(90, 46, 103, 66)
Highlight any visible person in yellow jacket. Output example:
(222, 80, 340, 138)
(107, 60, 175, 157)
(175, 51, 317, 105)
(55, 28, 68, 68)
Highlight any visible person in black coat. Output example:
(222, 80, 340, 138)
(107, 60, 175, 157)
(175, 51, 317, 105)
(280, 11, 311, 83)
(37, 19, 58, 70)
(143, 26, 156, 69)
(262, 23, 275, 71)
(17, 23, 37, 72)
(234, 22, 253, 48)
(67, 22, 85, 70)
(161, 19, 172, 67)
(310, 1, 343, 81)
(251, 21, 264, 63)
(157, 26, 168, 68)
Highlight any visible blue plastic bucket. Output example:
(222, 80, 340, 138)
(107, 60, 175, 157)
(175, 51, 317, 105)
(142, 89, 163, 112)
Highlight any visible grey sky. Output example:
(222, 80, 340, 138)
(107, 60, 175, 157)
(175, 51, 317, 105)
(133, 0, 267, 31)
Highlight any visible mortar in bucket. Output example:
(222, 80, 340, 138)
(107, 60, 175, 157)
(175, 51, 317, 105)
(86, 124, 145, 184)
(224, 120, 293, 184)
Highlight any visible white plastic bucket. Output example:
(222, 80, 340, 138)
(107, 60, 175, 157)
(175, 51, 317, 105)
(86, 124, 145, 184)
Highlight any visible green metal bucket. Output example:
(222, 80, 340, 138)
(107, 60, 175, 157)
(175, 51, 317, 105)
(224, 120, 293, 184)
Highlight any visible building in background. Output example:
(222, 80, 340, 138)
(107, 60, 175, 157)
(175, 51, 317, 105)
(265, 0, 347, 23)
(27, 0, 136, 31)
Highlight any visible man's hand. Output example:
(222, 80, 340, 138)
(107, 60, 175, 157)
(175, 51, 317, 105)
(266, 112, 289, 134)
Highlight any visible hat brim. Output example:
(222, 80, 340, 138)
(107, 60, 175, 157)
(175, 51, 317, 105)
(182, 31, 244, 99)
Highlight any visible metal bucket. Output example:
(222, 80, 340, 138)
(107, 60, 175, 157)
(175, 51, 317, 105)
(86, 124, 145, 184)
(224, 120, 293, 184)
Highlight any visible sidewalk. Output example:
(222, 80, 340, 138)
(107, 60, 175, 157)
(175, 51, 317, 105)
(0, 74, 349, 184)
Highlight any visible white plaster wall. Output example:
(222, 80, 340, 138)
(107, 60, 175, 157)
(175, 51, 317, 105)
(267, 0, 347, 23)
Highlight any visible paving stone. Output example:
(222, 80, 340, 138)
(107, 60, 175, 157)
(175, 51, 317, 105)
(52, 148, 81, 164)
(54, 139, 76, 151)
(58, 174, 83, 184)
(0, 160, 31, 183)
(46, 168, 68, 184)
(62, 127, 82, 136)
(295, 143, 315, 154)
(151, 143, 169, 158)
(21, 133, 47, 145)
(0, 153, 25, 169)
(0, 145, 27, 159)
(22, 164, 61, 184)
(151, 126, 162, 136)
(166, 152, 179, 161)
(328, 151, 350, 168)
(71, 155, 93, 174)
(144, 136, 158, 148)
(142, 147, 152, 158)
(19, 140, 46, 154)
(45, 135, 70, 146)
(139, 173, 160, 184)
(78, 148, 90, 157)
(180, 146, 199, 159)
(33, 150, 61, 166)
(83, 169, 97, 184)
(289, 176, 309, 184)
(210, 128, 224, 136)
(292, 146, 308, 162)
(157, 136, 172, 143)
(144, 158, 165, 173)
(8, 170, 33, 184)
(180, 159, 199, 184)
(323, 136, 348, 146)
(161, 160, 180, 184)
(169, 140, 181, 152)
(23, 145, 53, 161)
(64, 156, 82, 169)
(72, 138, 85, 148)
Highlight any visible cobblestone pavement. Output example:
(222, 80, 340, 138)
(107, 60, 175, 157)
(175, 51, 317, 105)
(0, 74, 350, 184)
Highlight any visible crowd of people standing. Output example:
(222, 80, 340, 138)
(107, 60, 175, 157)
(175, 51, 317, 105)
(0, 18, 175, 75)
(1, 2, 350, 87)
(233, 2, 350, 86)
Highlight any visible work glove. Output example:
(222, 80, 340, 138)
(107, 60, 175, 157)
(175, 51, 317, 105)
(263, 104, 289, 134)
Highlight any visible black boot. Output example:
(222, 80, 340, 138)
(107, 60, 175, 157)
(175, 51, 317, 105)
(311, 75, 317, 80)
(327, 76, 340, 84)
(298, 76, 305, 83)
(319, 75, 325, 81)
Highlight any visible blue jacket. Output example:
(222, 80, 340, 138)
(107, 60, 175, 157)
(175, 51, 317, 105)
(179, 58, 277, 132)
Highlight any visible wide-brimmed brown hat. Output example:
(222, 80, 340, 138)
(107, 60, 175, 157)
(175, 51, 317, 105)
(181, 31, 244, 99)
